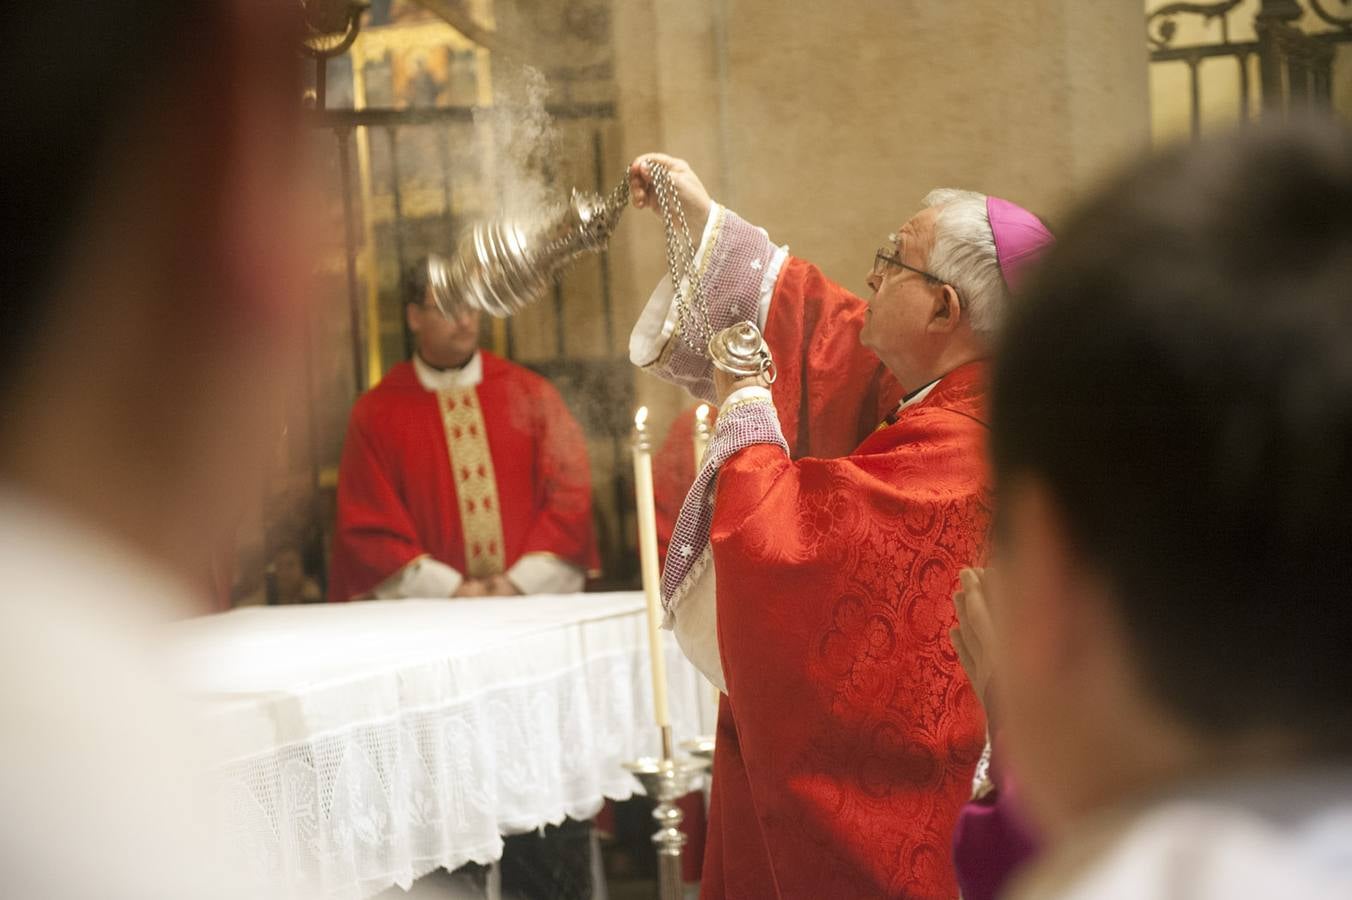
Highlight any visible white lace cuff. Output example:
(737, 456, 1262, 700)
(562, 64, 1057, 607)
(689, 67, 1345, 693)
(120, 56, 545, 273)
(720, 385, 773, 413)
(629, 202, 726, 368)
(371, 555, 463, 599)
(628, 204, 789, 401)
(505, 553, 585, 595)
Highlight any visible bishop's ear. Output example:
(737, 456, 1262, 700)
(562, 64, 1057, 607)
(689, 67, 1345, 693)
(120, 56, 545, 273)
(927, 284, 963, 333)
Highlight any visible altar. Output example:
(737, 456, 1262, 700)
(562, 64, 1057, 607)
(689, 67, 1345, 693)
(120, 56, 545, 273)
(166, 592, 716, 899)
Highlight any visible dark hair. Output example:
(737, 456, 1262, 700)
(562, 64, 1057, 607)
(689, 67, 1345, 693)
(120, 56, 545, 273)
(0, 5, 201, 393)
(990, 118, 1352, 741)
(403, 256, 433, 307)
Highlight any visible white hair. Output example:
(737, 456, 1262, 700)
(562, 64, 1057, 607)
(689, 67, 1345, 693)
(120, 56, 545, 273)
(921, 188, 1006, 336)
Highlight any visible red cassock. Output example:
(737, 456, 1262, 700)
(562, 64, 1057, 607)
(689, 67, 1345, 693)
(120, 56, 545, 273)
(703, 257, 990, 899)
(329, 351, 598, 601)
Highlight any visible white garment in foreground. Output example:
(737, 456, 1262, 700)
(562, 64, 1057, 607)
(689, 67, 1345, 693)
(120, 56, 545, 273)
(1012, 767, 1352, 899)
(166, 592, 718, 900)
(0, 491, 244, 900)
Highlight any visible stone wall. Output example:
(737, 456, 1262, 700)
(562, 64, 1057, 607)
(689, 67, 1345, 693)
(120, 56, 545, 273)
(610, 0, 1151, 422)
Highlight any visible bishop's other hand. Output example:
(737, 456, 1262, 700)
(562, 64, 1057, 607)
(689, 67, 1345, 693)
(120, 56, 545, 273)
(713, 365, 772, 406)
(628, 152, 714, 239)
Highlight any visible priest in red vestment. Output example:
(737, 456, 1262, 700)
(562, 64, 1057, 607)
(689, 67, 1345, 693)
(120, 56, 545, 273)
(626, 154, 1053, 898)
(329, 258, 599, 602)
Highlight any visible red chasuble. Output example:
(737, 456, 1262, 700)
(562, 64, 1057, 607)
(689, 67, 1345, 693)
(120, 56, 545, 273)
(703, 257, 989, 899)
(329, 351, 598, 601)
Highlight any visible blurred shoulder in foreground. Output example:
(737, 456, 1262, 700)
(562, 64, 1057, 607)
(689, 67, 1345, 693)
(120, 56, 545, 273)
(990, 116, 1352, 899)
(1, 2, 314, 897)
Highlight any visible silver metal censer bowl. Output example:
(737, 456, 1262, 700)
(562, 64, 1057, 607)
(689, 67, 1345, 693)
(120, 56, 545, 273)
(425, 162, 776, 386)
(428, 181, 629, 320)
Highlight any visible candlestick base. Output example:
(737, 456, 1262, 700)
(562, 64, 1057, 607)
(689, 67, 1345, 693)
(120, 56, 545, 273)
(623, 752, 710, 900)
(679, 736, 716, 764)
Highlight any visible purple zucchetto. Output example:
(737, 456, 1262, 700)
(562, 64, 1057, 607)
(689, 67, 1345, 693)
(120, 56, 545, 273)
(986, 196, 1054, 292)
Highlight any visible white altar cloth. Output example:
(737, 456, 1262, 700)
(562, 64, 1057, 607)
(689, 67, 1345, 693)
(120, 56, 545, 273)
(166, 592, 716, 899)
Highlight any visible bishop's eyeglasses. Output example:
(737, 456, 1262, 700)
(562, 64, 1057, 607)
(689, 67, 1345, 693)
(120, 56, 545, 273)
(871, 234, 945, 284)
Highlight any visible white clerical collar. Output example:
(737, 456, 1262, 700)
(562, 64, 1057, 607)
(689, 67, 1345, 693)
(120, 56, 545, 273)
(900, 378, 940, 412)
(412, 350, 483, 391)
(874, 377, 943, 429)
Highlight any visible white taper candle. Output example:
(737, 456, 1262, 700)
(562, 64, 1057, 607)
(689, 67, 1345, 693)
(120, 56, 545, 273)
(633, 406, 671, 728)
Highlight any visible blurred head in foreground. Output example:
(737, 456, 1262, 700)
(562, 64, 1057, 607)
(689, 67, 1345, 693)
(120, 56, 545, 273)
(0, 2, 313, 595)
(989, 117, 1352, 834)
(1, 6, 312, 894)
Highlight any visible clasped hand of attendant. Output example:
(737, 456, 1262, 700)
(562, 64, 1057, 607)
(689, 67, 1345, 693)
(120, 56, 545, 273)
(452, 574, 522, 598)
(951, 567, 997, 710)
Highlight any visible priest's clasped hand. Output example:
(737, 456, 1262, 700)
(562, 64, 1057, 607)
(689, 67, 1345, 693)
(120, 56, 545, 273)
(628, 152, 713, 238)
(452, 574, 523, 598)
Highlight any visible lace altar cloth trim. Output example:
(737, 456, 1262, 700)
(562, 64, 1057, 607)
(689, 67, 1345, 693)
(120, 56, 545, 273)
(169, 593, 715, 900)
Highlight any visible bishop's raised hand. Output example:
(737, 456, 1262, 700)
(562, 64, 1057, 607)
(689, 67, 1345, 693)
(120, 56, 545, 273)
(628, 152, 714, 238)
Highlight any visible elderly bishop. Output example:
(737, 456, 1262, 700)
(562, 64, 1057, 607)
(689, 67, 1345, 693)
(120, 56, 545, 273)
(627, 154, 1052, 899)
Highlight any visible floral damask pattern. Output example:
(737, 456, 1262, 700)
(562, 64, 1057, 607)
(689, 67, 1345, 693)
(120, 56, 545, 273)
(633, 203, 992, 897)
(710, 366, 992, 900)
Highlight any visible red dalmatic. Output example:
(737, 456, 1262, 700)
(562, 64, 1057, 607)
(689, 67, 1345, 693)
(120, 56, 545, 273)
(329, 352, 597, 601)
(706, 256, 989, 898)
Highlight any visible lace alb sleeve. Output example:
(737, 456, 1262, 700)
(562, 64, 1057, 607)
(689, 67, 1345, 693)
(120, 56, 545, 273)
(629, 204, 788, 402)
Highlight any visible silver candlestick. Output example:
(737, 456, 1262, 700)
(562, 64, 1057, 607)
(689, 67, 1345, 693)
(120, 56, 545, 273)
(680, 736, 715, 765)
(624, 726, 709, 900)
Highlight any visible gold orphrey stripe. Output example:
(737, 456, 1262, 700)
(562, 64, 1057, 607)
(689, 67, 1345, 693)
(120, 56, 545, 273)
(438, 388, 506, 578)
